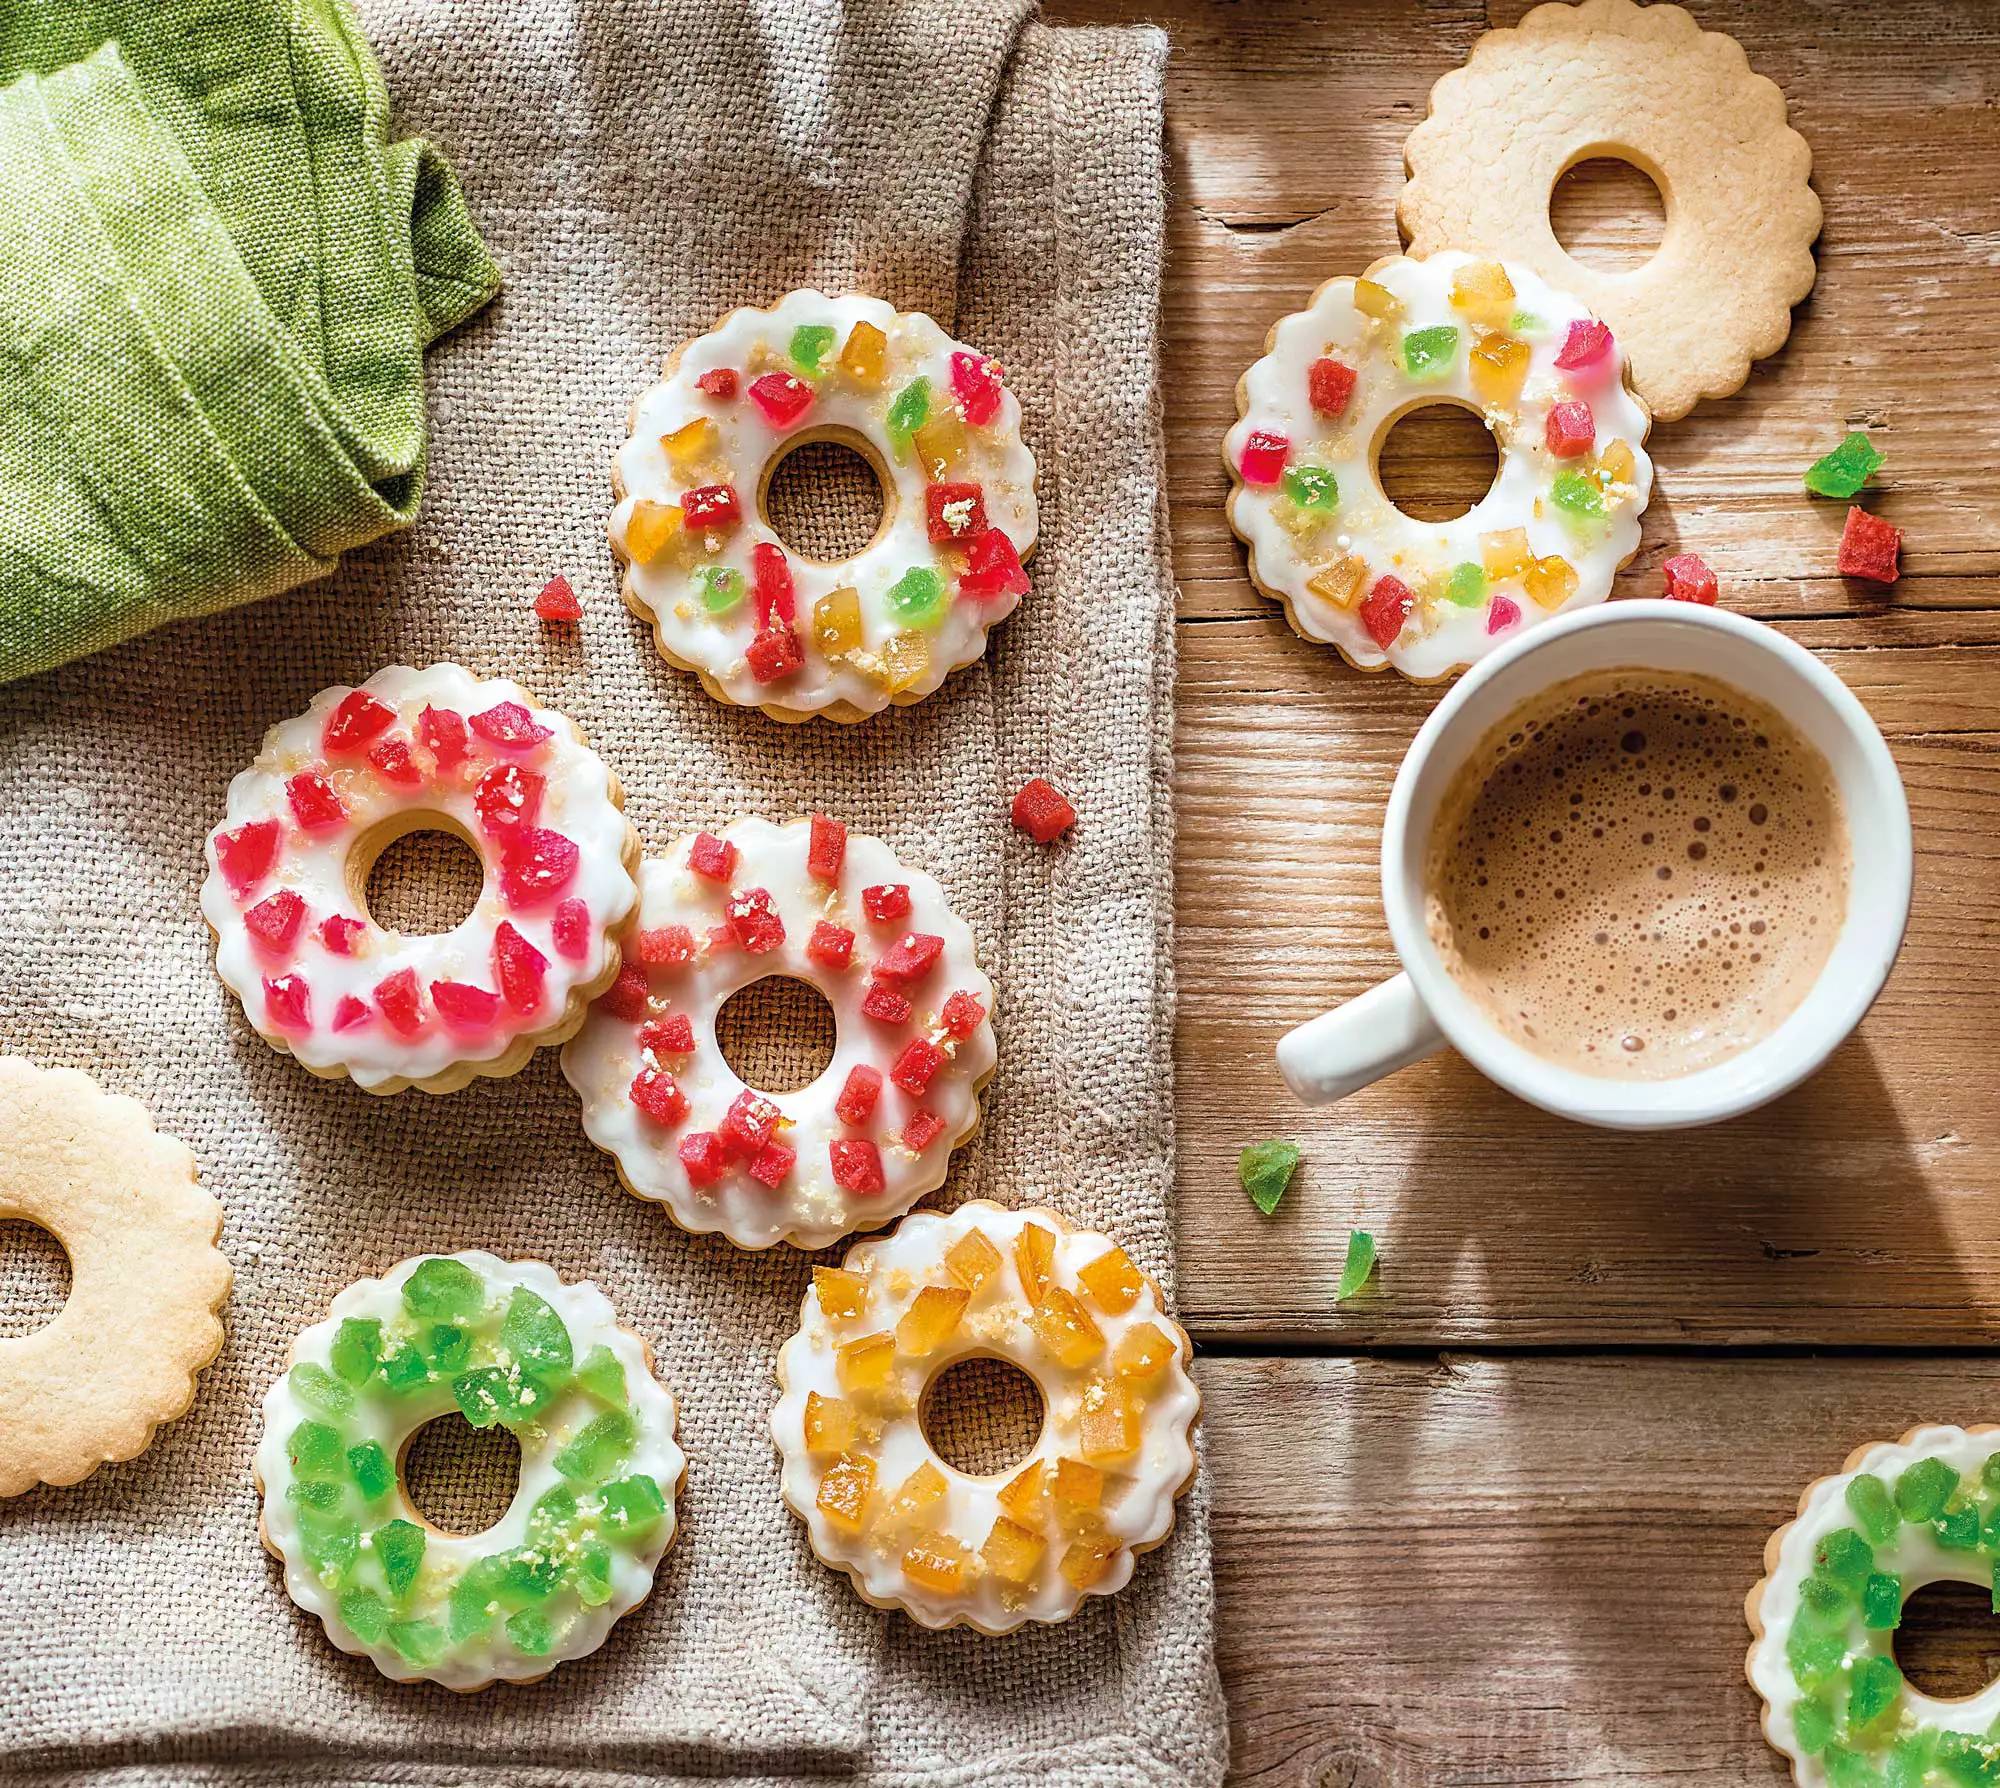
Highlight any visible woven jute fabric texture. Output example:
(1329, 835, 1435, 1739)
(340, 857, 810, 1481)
(0, 3, 1225, 1784)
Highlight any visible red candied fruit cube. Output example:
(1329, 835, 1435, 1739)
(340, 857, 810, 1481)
(419, 706, 469, 770)
(639, 1013, 696, 1055)
(375, 967, 426, 1036)
(500, 828, 580, 908)
(597, 963, 650, 1023)
(752, 542, 796, 628)
(244, 890, 306, 954)
(320, 915, 365, 955)
(1662, 553, 1719, 606)
(630, 1066, 689, 1127)
(681, 484, 742, 533)
(835, 1063, 883, 1125)
(1309, 357, 1358, 418)
(323, 690, 396, 756)
(830, 1137, 886, 1194)
(950, 351, 1005, 427)
(808, 814, 846, 883)
(941, 989, 986, 1038)
(746, 626, 805, 684)
(634, 924, 696, 968)
(214, 819, 281, 898)
(1555, 318, 1614, 373)
(469, 701, 553, 750)
(1486, 595, 1522, 636)
(873, 932, 944, 985)
(1011, 777, 1075, 844)
(749, 1141, 796, 1188)
(493, 921, 548, 1014)
(474, 763, 544, 838)
(890, 1037, 947, 1095)
(862, 884, 911, 923)
(726, 887, 786, 954)
(903, 1109, 947, 1153)
(263, 973, 311, 1033)
(861, 985, 911, 1024)
(535, 575, 582, 622)
(680, 1131, 730, 1187)
(1839, 506, 1903, 584)
(957, 528, 1030, 603)
(926, 482, 990, 546)
(719, 1089, 782, 1157)
(689, 832, 738, 882)
(1360, 576, 1414, 651)
(749, 372, 814, 429)
(1238, 429, 1289, 487)
(696, 367, 739, 400)
(332, 994, 371, 1032)
(807, 920, 855, 969)
(286, 772, 346, 833)
(367, 735, 423, 787)
(551, 898, 590, 961)
(1544, 401, 1595, 459)
(707, 924, 737, 953)
(432, 980, 502, 1030)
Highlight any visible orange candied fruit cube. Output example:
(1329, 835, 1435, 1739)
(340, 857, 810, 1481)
(839, 319, 887, 388)
(1450, 260, 1516, 329)
(945, 1228, 1004, 1295)
(836, 1331, 897, 1395)
(1351, 277, 1403, 324)
(1027, 1286, 1105, 1369)
(812, 587, 863, 658)
(1051, 1456, 1104, 1515)
(1524, 554, 1579, 609)
(902, 1530, 971, 1595)
(981, 1515, 1047, 1586)
(1078, 1377, 1141, 1465)
(1596, 439, 1638, 488)
(1015, 1222, 1057, 1305)
(816, 1453, 876, 1532)
(1113, 1321, 1178, 1382)
(661, 417, 718, 469)
(803, 1391, 856, 1456)
(912, 412, 967, 483)
(896, 1284, 970, 1357)
(623, 500, 684, 566)
(814, 1266, 870, 1322)
(1481, 527, 1533, 584)
(873, 631, 929, 695)
(1077, 1247, 1145, 1315)
(1060, 1538, 1118, 1591)
(1307, 553, 1367, 611)
(1469, 333, 1530, 410)
(884, 1460, 949, 1529)
(996, 1460, 1047, 1525)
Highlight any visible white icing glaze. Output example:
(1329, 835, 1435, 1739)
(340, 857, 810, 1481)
(201, 665, 637, 1092)
(1226, 250, 1653, 680)
(771, 1203, 1199, 1632)
(256, 1252, 684, 1690)
(611, 290, 1037, 717)
(561, 817, 996, 1252)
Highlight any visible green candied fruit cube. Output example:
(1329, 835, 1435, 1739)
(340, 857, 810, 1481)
(1790, 1691, 1836, 1754)
(421, 1322, 472, 1376)
(289, 1361, 355, 1419)
(1443, 562, 1487, 608)
(528, 1483, 580, 1545)
(330, 1317, 384, 1387)
(448, 1557, 509, 1644)
(1814, 1528, 1874, 1592)
(506, 1608, 556, 1657)
(386, 1618, 448, 1669)
(338, 1586, 390, 1645)
(598, 1474, 667, 1546)
(1551, 470, 1605, 522)
(403, 1257, 485, 1323)
(1847, 1473, 1900, 1545)
(1887, 1734, 1938, 1788)
(698, 565, 746, 615)
(555, 1410, 637, 1484)
(499, 1547, 565, 1606)
(1985, 1453, 2000, 1493)
(373, 1517, 427, 1599)
(1803, 430, 1884, 501)
(288, 1476, 343, 1515)
(1939, 1501, 1983, 1550)
(1238, 1139, 1300, 1217)
(1846, 1652, 1902, 1731)
(789, 323, 836, 375)
(1800, 1573, 1850, 1618)
(885, 567, 947, 627)
(288, 1420, 347, 1481)
(1824, 1745, 1883, 1788)
(886, 377, 931, 451)
(1896, 1456, 1960, 1523)
(296, 1504, 359, 1586)
(574, 1540, 615, 1606)
(500, 1288, 574, 1389)
(1786, 1612, 1848, 1690)
(1282, 465, 1339, 511)
(1862, 1570, 1904, 1630)
(348, 1440, 394, 1505)
(577, 1344, 628, 1409)
(1937, 1731, 2000, 1786)
(1400, 325, 1460, 381)
(379, 1345, 430, 1396)
(452, 1365, 551, 1432)
(1336, 1230, 1377, 1303)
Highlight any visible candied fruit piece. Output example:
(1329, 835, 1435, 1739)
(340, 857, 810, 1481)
(752, 542, 796, 629)
(662, 418, 718, 469)
(808, 920, 857, 970)
(696, 366, 738, 399)
(1555, 318, 1614, 372)
(862, 884, 911, 923)
(1012, 777, 1075, 843)
(903, 1531, 970, 1595)
(1307, 554, 1367, 610)
(332, 994, 370, 1031)
(875, 932, 944, 985)
(1016, 1223, 1056, 1303)
(1113, 1320, 1177, 1381)
(682, 483, 742, 534)
(1337, 1229, 1378, 1301)
(1401, 326, 1459, 381)
(1545, 401, 1595, 459)
(533, 574, 581, 625)
(959, 529, 1030, 603)
(861, 985, 911, 1024)
(634, 924, 695, 970)
(375, 967, 425, 1035)
(1846, 1474, 1900, 1545)
(1839, 506, 1902, 584)
(951, 351, 1006, 427)
(1663, 553, 1718, 605)
(885, 1461, 949, 1529)
(330, 1316, 382, 1386)
(679, 1131, 729, 1187)
(1524, 555, 1578, 608)
(366, 735, 422, 787)
(404, 1256, 483, 1321)
(1483, 596, 1519, 634)
(835, 1063, 883, 1125)
(1060, 1540, 1118, 1591)
(877, 630, 930, 693)
(887, 377, 932, 457)
(1078, 1247, 1145, 1315)
(1029, 1287, 1105, 1369)
(839, 320, 887, 387)
(470, 701, 552, 750)
(1848, 1653, 1903, 1730)
(349, 1440, 394, 1504)
(1237, 429, 1288, 487)
(1078, 1376, 1141, 1463)
(1898, 1457, 1960, 1522)
(1283, 465, 1339, 512)
(1551, 470, 1604, 523)
(941, 990, 986, 1038)
(814, 1266, 870, 1321)
(726, 886, 786, 953)
(215, 819, 281, 897)
(1482, 528, 1533, 583)
(831, 1137, 887, 1193)
(288, 1419, 345, 1480)
(374, 1517, 426, 1598)
(926, 481, 990, 545)
(630, 1066, 689, 1127)
(1360, 575, 1414, 650)
(809, 586, 863, 659)
(500, 828, 580, 908)
(807, 814, 846, 883)
(897, 1284, 970, 1355)
(418, 705, 469, 771)
(998, 1460, 1047, 1524)
(1308, 356, 1357, 418)
(837, 1331, 897, 1394)
(1444, 562, 1488, 608)
(749, 1140, 796, 1187)
(1805, 431, 1884, 501)
(1451, 259, 1516, 327)
(555, 1408, 635, 1483)
(1351, 278, 1402, 323)
(698, 566, 746, 615)
(886, 567, 947, 627)
(790, 323, 836, 375)
(747, 625, 806, 683)
(625, 501, 684, 564)
(902, 1109, 947, 1153)
(551, 897, 590, 961)
(577, 1344, 627, 1407)
(688, 831, 738, 881)
(890, 1038, 946, 1094)
(803, 1391, 856, 1455)
(320, 914, 364, 956)
(750, 372, 814, 428)
(597, 963, 649, 1023)
(1052, 1456, 1102, 1514)
(431, 980, 501, 1030)
(913, 411, 969, 482)
(245, 889, 306, 954)
(286, 772, 345, 832)
(323, 689, 396, 756)
(982, 1515, 1047, 1585)
(1596, 440, 1638, 488)
(639, 1013, 695, 1055)
(944, 1228, 1002, 1293)
(264, 973, 312, 1033)
(474, 762, 544, 837)
(718, 1088, 782, 1156)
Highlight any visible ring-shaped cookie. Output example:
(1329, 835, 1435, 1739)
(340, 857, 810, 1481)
(202, 665, 640, 1095)
(561, 816, 996, 1252)
(1226, 250, 1652, 681)
(1399, 0, 1820, 421)
(0, 1060, 230, 1496)
(772, 1202, 1199, 1632)
(610, 290, 1037, 723)
(255, 1252, 685, 1690)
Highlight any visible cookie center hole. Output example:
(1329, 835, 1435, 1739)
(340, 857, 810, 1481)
(922, 1356, 1046, 1478)
(764, 434, 889, 564)
(1550, 155, 1667, 273)
(363, 825, 485, 936)
(401, 1414, 523, 1538)
(715, 976, 838, 1094)
(1894, 1580, 2000, 1701)
(0, 1218, 71, 1339)
(1376, 402, 1500, 523)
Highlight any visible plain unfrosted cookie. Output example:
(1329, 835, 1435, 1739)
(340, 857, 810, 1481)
(0, 1060, 230, 1496)
(1398, 0, 1820, 421)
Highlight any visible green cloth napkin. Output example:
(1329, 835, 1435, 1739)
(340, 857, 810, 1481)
(0, 0, 500, 684)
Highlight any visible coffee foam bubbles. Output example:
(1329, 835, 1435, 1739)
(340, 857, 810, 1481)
(1425, 669, 1848, 1080)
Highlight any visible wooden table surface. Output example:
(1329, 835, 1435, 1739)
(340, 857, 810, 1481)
(1044, 0, 2000, 1780)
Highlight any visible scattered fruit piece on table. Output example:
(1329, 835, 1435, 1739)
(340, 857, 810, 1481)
(1803, 431, 1884, 501)
(1662, 554, 1718, 605)
(1239, 1140, 1301, 1217)
(1336, 1230, 1376, 1302)
(1838, 507, 1903, 585)
(1012, 778, 1076, 844)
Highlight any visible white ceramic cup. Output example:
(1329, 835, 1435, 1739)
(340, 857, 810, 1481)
(1275, 600, 1914, 1130)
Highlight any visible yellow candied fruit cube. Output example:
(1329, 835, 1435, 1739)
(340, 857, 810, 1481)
(661, 417, 718, 469)
(836, 1331, 897, 1395)
(1052, 1456, 1103, 1514)
(1028, 1286, 1105, 1370)
(912, 412, 968, 483)
(1352, 277, 1403, 324)
(1078, 1377, 1141, 1465)
(1060, 1539, 1118, 1591)
(884, 1460, 949, 1529)
(1015, 1222, 1057, 1304)
(1469, 333, 1530, 410)
(813, 586, 863, 658)
(816, 1452, 876, 1533)
(1307, 553, 1368, 611)
(902, 1530, 971, 1595)
(945, 1228, 1003, 1294)
(624, 500, 684, 566)
(1076, 1247, 1145, 1316)
(1481, 527, 1533, 584)
(1525, 555, 1579, 609)
(981, 1516, 1047, 1585)
(1596, 439, 1637, 488)
(814, 1266, 870, 1322)
(997, 1460, 1047, 1525)
(803, 1391, 857, 1456)
(1113, 1320, 1178, 1381)
(896, 1284, 970, 1357)
(839, 319, 888, 387)
(879, 631, 929, 694)
(1451, 260, 1517, 329)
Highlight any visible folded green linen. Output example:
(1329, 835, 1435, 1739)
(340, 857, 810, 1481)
(0, 0, 500, 684)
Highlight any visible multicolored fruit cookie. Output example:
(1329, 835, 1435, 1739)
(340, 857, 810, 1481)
(0, 1060, 230, 1496)
(561, 816, 996, 1251)
(255, 1252, 684, 1690)
(772, 1202, 1199, 1632)
(610, 291, 1036, 722)
(1226, 251, 1652, 680)
(201, 666, 640, 1095)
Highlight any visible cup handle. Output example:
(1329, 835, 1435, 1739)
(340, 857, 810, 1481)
(1275, 973, 1446, 1106)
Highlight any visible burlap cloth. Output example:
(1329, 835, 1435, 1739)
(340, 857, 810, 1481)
(0, 2, 1225, 1783)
